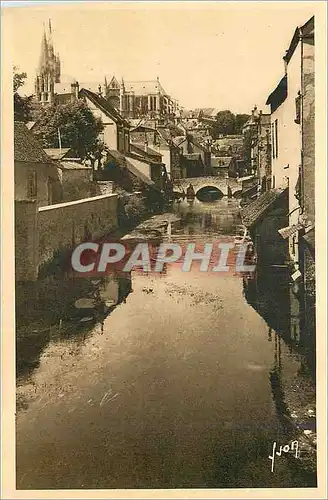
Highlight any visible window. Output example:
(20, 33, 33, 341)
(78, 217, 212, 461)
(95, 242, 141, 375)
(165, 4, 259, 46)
(124, 133, 129, 153)
(27, 170, 37, 198)
(275, 119, 278, 158)
(295, 92, 301, 124)
(271, 119, 278, 159)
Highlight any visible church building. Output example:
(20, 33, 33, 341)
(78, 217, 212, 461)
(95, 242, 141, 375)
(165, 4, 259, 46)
(34, 21, 61, 105)
(33, 22, 179, 122)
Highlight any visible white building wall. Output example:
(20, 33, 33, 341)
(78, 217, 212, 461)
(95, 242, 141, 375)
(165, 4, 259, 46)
(85, 96, 118, 150)
(271, 43, 302, 264)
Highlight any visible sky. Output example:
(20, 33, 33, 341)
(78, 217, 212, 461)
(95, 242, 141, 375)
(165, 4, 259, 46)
(4, 1, 317, 113)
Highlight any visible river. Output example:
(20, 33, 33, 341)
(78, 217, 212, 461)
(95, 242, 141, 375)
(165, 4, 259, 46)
(16, 198, 316, 489)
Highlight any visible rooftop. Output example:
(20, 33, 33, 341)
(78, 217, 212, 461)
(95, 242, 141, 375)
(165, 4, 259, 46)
(44, 148, 73, 160)
(124, 80, 167, 96)
(59, 161, 92, 170)
(241, 188, 287, 228)
(266, 75, 288, 113)
(107, 150, 155, 187)
(80, 88, 129, 126)
(14, 122, 54, 164)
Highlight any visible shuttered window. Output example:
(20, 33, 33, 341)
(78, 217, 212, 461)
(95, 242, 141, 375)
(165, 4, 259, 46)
(27, 170, 37, 198)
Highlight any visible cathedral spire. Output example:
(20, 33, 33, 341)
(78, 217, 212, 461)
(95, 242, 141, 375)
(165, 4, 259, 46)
(47, 19, 55, 74)
(38, 26, 49, 75)
(35, 21, 60, 103)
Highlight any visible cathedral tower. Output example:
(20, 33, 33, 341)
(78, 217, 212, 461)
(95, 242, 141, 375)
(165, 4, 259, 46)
(35, 20, 61, 104)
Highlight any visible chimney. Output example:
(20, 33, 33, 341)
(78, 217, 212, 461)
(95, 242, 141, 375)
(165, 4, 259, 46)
(71, 80, 79, 101)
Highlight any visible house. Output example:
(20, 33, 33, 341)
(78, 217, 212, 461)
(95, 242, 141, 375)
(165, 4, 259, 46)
(212, 135, 244, 159)
(79, 87, 131, 154)
(14, 121, 61, 207)
(211, 156, 237, 178)
(98, 150, 157, 193)
(243, 108, 272, 193)
(57, 160, 94, 202)
(130, 123, 182, 179)
(242, 15, 315, 279)
(266, 16, 315, 275)
(81, 88, 166, 192)
(241, 187, 289, 266)
(173, 134, 211, 177)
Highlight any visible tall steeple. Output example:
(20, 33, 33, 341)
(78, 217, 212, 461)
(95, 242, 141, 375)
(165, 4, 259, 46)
(37, 25, 49, 75)
(35, 20, 60, 104)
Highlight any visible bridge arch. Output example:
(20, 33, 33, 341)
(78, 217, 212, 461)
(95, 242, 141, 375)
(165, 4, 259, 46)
(196, 185, 224, 201)
(173, 177, 241, 198)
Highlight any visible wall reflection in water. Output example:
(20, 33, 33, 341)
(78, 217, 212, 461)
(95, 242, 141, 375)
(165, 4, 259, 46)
(243, 267, 316, 451)
(16, 273, 132, 379)
(242, 268, 315, 373)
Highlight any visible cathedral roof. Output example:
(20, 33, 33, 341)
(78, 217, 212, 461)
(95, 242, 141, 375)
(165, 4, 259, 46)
(124, 80, 167, 96)
(108, 76, 120, 89)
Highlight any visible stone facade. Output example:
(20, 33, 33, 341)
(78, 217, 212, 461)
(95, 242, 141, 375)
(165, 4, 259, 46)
(15, 200, 39, 282)
(38, 194, 118, 270)
(15, 194, 118, 281)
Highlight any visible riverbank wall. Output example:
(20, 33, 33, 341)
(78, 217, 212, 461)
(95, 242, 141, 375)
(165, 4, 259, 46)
(15, 193, 118, 282)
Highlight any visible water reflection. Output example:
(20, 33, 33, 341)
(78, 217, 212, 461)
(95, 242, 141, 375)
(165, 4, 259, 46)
(16, 273, 132, 379)
(16, 197, 316, 489)
(172, 198, 241, 237)
(242, 267, 315, 373)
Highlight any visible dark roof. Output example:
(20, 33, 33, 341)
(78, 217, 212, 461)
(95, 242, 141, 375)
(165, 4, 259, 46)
(107, 150, 155, 187)
(241, 188, 287, 228)
(284, 16, 314, 65)
(241, 183, 258, 198)
(14, 122, 54, 164)
(130, 143, 162, 161)
(156, 127, 172, 145)
(266, 75, 288, 112)
(80, 88, 129, 126)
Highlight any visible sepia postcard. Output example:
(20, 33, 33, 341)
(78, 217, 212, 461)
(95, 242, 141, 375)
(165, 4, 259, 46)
(1, 1, 327, 499)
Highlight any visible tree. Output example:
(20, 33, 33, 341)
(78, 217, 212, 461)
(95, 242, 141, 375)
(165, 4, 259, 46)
(13, 67, 33, 122)
(211, 110, 236, 138)
(235, 114, 250, 134)
(33, 100, 104, 159)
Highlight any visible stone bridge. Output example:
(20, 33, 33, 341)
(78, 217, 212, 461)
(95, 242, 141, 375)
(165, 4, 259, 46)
(173, 177, 241, 198)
